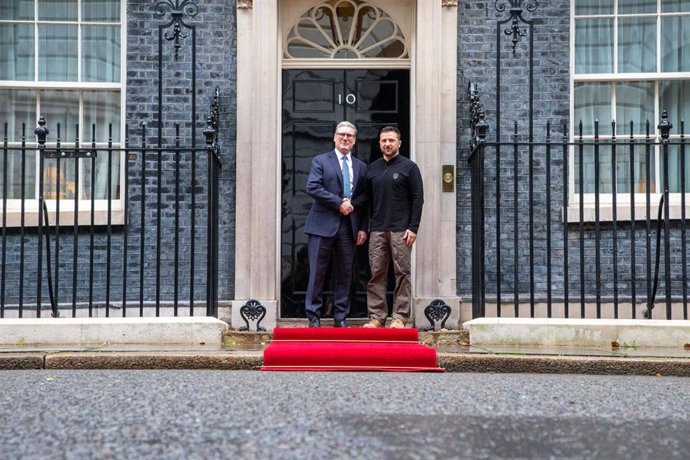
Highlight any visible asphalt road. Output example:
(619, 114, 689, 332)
(0, 370, 688, 459)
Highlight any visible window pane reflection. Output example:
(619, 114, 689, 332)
(661, 16, 690, 72)
(82, 26, 121, 82)
(0, 89, 37, 200)
(43, 158, 77, 200)
(575, 19, 613, 74)
(0, 149, 36, 200)
(574, 0, 613, 15)
(82, 0, 120, 22)
(40, 90, 80, 140)
(616, 82, 654, 130)
(0, 24, 34, 80)
(575, 83, 612, 136)
(575, 144, 654, 194)
(83, 90, 120, 141)
(0, 1, 34, 20)
(39, 24, 78, 81)
(660, 80, 690, 128)
(38, 0, 78, 21)
(0, 89, 36, 141)
(619, 0, 656, 14)
(661, 0, 690, 13)
(618, 17, 656, 73)
(661, 145, 690, 193)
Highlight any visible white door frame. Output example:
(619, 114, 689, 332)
(232, 0, 460, 329)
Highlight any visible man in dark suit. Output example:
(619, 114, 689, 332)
(304, 121, 368, 328)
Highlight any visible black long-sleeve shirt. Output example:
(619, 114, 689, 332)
(366, 154, 424, 233)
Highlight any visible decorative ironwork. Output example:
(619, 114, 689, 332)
(657, 110, 673, 141)
(35, 115, 96, 159)
(203, 88, 221, 164)
(239, 299, 267, 332)
(284, 0, 408, 59)
(494, 0, 539, 56)
(34, 115, 60, 319)
(34, 115, 49, 145)
(204, 88, 222, 317)
(424, 299, 452, 331)
(468, 82, 489, 149)
(154, 0, 199, 59)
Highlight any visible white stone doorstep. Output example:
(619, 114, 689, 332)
(0, 317, 228, 347)
(464, 317, 690, 348)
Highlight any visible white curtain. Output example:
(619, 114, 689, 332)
(82, 25, 120, 83)
(0, 0, 122, 201)
(83, 91, 121, 200)
(0, 90, 36, 200)
(661, 16, 690, 72)
(575, 18, 613, 74)
(618, 17, 656, 72)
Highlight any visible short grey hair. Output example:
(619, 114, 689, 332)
(335, 121, 357, 136)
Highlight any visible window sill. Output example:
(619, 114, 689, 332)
(0, 210, 125, 228)
(565, 203, 690, 223)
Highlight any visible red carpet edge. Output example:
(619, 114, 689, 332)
(262, 327, 445, 372)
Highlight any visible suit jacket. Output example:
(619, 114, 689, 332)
(304, 150, 368, 238)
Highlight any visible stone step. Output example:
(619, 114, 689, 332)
(464, 318, 690, 348)
(222, 328, 469, 349)
(0, 317, 228, 347)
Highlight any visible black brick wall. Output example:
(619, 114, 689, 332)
(456, 1, 689, 314)
(0, 0, 237, 312)
(125, 0, 237, 303)
(458, 1, 572, 298)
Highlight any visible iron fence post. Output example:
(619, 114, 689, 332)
(34, 117, 47, 318)
(658, 111, 673, 318)
(468, 82, 489, 318)
(203, 89, 220, 317)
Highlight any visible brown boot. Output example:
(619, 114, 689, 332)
(362, 318, 384, 328)
(389, 318, 405, 329)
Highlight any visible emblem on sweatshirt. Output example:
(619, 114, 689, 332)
(393, 173, 399, 180)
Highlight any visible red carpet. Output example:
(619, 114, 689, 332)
(261, 327, 444, 372)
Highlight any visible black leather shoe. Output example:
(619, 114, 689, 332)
(333, 319, 350, 328)
(308, 317, 321, 328)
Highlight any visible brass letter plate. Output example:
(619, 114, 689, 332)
(442, 165, 455, 193)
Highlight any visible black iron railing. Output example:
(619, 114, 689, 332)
(469, 85, 688, 320)
(0, 1, 221, 318)
(0, 96, 220, 318)
(467, 1, 689, 320)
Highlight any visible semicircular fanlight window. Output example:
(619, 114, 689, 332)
(284, 0, 408, 59)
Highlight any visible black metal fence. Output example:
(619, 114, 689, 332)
(469, 85, 689, 320)
(0, 95, 220, 318)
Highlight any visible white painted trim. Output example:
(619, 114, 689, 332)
(570, 4, 690, 216)
(282, 58, 411, 69)
(0, 1, 128, 226)
(0, 209, 125, 228)
(234, 0, 280, 302)
(565, 202, 690, 223)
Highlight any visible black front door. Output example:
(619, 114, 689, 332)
(280, 69, 410, 318)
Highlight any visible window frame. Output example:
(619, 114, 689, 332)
(0, 0, 126, 227)
(569, 0, 690, 220)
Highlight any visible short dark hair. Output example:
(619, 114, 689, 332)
(379, 126, 401, 140)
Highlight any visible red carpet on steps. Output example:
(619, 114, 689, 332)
(261, 327, 444, 372)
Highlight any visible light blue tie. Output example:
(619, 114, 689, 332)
(341, 155, 351, 199)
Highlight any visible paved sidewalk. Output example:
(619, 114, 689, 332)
(0, 317, 688, 375)
(1, 344, 689, 376)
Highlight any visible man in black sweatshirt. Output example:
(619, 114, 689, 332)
(363, 126, 424, 328)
